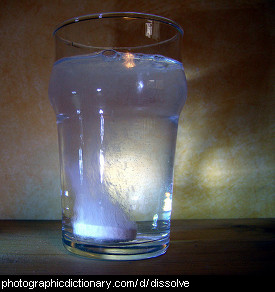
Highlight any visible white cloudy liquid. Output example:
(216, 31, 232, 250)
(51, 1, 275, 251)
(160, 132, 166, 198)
(49, 51, 186, 254)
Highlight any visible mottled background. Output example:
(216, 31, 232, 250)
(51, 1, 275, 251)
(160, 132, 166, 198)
(0, 0, 274, 219)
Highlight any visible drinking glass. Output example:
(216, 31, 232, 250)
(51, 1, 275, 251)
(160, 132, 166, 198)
(48, 12, 187, 260)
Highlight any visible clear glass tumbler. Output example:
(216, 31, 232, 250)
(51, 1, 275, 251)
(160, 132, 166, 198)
(48, 12, 187, 260)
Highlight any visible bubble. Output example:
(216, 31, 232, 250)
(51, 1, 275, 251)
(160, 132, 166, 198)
(56, 113, 69, 124)
(152, 55, 168, 69)
(152, 214, 158, 228)
(153, 55, 165, 61)
(169, 115, 179, 124)
(102, 50, 120, 59)
(133, 53, 144, 62)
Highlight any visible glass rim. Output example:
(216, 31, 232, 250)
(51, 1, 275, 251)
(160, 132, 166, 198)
(53, 12, 184, 51)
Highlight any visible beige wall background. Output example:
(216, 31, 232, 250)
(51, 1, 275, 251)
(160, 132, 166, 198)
(0, 0, 274, 219)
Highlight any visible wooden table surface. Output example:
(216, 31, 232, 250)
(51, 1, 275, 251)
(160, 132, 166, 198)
(0, 219, 274, 275)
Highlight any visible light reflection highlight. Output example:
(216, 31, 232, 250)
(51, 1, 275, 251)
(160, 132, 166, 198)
(123, 53, 135, 68)
(137, 81, 144, 92)
(163, 192, 172, 212)
(99, 149, 104, 184)
(77, 108, 84, 185)
(99, 109, 105, 183)
(152, 214, 158, 227)
(78, 148, 83, 184)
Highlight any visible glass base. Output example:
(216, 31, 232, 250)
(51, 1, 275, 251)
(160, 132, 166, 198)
(62, 235, 169, 261)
